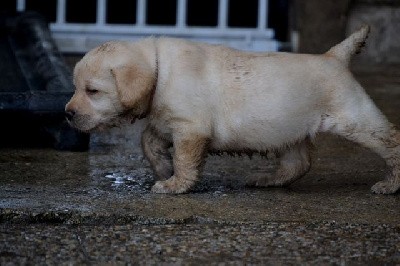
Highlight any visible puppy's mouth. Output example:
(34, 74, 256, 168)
(67, 112, 140, 133)
(117, 109, 147, 124)
(66, 113, 105, 133)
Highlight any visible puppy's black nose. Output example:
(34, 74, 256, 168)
(65, 110, 76, 121)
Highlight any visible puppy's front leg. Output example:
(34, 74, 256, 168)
(151, 134, 208, 194)
(141, 126, 173, 180)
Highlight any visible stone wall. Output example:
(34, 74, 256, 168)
(292, 0, 351, 54)
(292, 0, 400, 64)
(347, 4, 400, 64)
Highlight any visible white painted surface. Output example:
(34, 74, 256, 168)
(16, 0, 280, 53)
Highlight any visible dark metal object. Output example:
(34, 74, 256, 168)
(0, 11, 89, 151)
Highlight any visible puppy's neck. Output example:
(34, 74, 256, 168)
(135, 37, 159, 79)
(141, 38, 159, 119)
(153, 38, 159, 98)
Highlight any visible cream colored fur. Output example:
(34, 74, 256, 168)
(66, 26, 400, 194)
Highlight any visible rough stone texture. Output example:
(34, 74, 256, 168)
(293, 0, 351, 54)
(356, 0, 400, 5)
(347, 4, 400, 64)
(292, 1, 400, 64)
(1, 223, 399, 264)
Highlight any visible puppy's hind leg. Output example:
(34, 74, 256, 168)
(370, 126, 400, 194)
(334, 122, 400, 194)
(142, 126, 173, 181)
(247, 139, 311, 187)
(325, 86, 400, 194)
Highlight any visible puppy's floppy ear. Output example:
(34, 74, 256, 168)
(111, 64, 155, 110)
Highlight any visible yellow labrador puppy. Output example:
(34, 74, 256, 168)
(66, 26, 400, 194)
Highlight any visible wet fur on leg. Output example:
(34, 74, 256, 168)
(151, 134, 209, 194)
(371, 126, 400, 194)
(141, 125, 173, 180)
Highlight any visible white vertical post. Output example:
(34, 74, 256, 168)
(97, 0, 107, 26)
(177, 0, 187, 28)
(16, 0, 26, 12)
(218, 0, 228, 29)
(258, 0, 268, 30)
(56, 0, 66, 24)
(137, 0, 146, 26)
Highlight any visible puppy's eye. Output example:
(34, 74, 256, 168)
(86, 88, 99, 95)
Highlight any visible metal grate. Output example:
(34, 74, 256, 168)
(16, 0, 279, 53)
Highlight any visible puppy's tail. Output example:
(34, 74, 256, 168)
(326, 25, 370, 66)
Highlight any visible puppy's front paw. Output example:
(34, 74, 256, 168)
(151, 176, 191, 194)
(371, 180, 400, 194)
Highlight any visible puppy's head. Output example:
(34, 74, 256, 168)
(65, 41, 156, 132)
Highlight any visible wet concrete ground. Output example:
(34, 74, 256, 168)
(1, 65, 400, 264)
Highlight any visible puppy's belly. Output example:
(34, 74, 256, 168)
(210, 115, 320, 151)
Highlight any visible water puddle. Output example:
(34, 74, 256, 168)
(102, 169, 154, 192)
